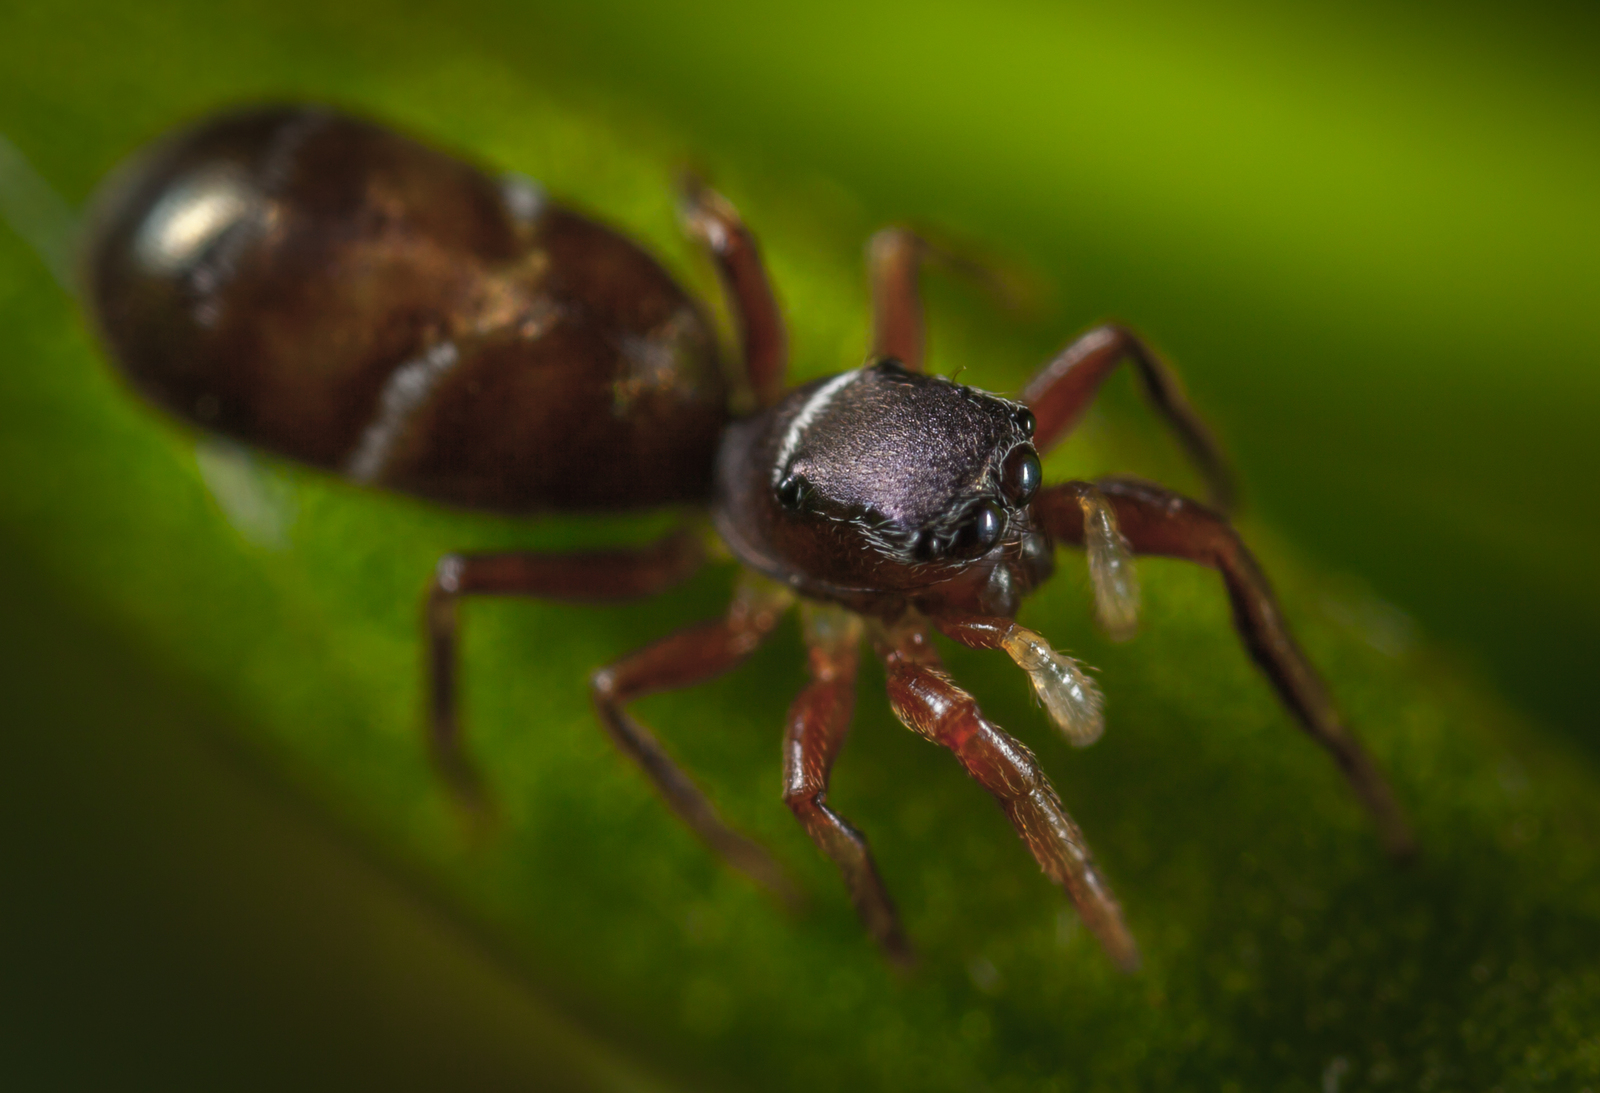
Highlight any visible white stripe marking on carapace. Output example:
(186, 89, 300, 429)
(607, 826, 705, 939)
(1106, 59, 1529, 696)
(772, 369, 861, 484)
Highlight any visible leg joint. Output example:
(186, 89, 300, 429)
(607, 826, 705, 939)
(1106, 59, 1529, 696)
(433, 552, 467, 594)
(783, 786, 822, 815)
(589, 666, 618, 703)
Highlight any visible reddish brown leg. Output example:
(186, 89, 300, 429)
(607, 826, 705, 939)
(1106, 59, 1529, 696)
(783, 606, 912, 965)
(1023, 325, 1236, 512)
(591, 574, 799, 903)
(868, 227, 927, 370)
(868, 227, 1036, 372)
(1035, 477, 1416, 859)
(681, 178, 788, 409)
(426, 529, 704, 811)
(872, 620, 1140, 972)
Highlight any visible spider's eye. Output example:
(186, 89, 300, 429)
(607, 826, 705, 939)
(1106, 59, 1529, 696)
(1002, 445, 1042, 506)
(775, 473, 810, 510)
(950, 500, 1004, 558)
(1013, 406, 1037, 438)
(874, 357, 913, 380)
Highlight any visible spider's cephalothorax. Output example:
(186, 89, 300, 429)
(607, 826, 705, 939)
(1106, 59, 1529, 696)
(84, 106, 1414, 973)
(715, 359, 1053, 618)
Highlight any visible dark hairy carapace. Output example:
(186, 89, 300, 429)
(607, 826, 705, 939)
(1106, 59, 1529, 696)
(84, 105, 1413, 971)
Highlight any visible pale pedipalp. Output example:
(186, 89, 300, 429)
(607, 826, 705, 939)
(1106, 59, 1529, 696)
(998, 624, 1105, 747)
(1075, 484, 1141, 641)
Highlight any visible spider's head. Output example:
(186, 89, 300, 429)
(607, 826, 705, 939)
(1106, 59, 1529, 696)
(716, 359, 1053, 615)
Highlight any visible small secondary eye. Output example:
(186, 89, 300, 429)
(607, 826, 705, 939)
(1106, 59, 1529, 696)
(774, 473, 809, 510)
(950, 500, 1004, 557)
(1002, 445, 1042, 506)
(1013, 406, 1037, 437)
(874, 357, 912, 378)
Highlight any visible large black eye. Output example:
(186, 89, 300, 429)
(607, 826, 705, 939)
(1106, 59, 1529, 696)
(1002, 445, 1041, 506)
(950, 500, 1004, 557)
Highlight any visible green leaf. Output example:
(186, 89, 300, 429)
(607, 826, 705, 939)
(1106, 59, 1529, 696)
(3, 1, 1598, 1089)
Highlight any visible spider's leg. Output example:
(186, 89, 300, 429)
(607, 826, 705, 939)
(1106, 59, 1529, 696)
(1035, 477, 1416, 859)
(680, 178, 787, 409)
(872, 619, 1139, 972)
(591, 572, 799, 904)
(1022, 325, 1236, 512)
(866, 226, 1033, 373)
(867, 227, 928, 370)
(783, 604, 912, 965)
(426, 528, 705, 813)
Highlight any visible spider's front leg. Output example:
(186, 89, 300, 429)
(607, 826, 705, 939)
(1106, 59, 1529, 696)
(872, 619, 1140, 972)
(590, 572, 800, 903)
(1024, 324, 1236, 513)
(1036, 477, 1416, 859)
(783, 605, 912, 966)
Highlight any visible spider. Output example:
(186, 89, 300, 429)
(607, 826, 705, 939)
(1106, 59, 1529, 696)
(83, 105, 1413, 970)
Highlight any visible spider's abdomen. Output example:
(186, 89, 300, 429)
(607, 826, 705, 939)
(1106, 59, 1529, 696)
(82, 106, 728, 513)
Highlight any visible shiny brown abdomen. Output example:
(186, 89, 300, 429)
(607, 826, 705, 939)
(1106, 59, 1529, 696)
(82, 106, 729, 513)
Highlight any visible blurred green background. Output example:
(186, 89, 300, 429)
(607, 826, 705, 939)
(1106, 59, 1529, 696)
(2, 0, 1597, 1089)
